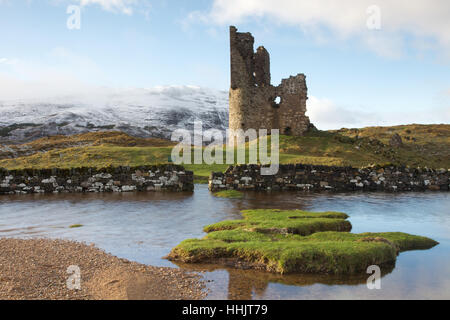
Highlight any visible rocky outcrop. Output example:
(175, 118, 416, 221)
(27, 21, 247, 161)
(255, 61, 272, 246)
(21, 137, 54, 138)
(390, 133, 403, 148)
(209, 164, 449, 192)
(0, 165, 193, 195)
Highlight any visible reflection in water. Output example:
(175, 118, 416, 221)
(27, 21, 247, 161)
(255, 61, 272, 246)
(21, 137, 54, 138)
(173, 262, 395, 300)
(0, 185, 449, 299)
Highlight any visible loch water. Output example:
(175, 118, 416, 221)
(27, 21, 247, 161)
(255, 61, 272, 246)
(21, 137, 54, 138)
(0, 185, 448, 299)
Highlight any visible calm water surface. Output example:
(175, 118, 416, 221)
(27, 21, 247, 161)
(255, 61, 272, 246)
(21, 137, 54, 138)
(0, 185, 449, 300)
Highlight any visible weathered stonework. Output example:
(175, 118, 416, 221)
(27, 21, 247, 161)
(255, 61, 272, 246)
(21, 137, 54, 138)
(209, 164, 450, 192)
(229, 26, 311, 136)
(0, 165, 194, 195)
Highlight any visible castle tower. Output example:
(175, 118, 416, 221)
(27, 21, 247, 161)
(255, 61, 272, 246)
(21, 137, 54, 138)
(229, 26, 311, 136)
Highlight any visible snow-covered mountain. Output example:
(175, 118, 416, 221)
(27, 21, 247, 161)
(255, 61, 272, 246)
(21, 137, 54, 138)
(0, 86, 229, 143)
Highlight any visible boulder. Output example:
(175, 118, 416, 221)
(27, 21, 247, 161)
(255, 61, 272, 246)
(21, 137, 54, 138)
(390, 133, 403, 148)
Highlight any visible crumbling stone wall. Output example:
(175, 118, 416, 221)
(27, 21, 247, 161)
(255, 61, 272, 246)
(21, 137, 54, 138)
(229, 26, 311, 136)
(209, 164, 450, 192)
(0, 165, 194, 195)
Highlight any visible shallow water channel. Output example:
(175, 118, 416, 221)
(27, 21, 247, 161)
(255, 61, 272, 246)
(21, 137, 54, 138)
(0, 185, 449, 299)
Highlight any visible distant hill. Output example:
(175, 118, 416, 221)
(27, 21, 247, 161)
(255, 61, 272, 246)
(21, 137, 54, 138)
(0, 85, 228, 144)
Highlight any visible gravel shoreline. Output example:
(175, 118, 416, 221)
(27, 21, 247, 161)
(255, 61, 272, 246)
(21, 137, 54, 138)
(0, 238, 207, 300)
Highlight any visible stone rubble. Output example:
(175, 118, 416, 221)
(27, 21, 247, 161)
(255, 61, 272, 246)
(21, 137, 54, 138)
(0, 165, 193, 195)
(209, 164, 450, 192)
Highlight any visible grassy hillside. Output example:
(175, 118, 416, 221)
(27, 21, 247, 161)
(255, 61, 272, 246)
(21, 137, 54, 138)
(0, 125, 449, 183)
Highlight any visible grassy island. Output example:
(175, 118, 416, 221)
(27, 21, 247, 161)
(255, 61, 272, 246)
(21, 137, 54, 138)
(213, 190, 245, 199)
(167, 209, 438, 274)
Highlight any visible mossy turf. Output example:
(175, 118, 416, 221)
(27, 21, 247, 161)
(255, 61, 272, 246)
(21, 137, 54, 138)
(69, 224, 83, 228)
(213, 190, 244, 199)
(167, 209, 438, 274)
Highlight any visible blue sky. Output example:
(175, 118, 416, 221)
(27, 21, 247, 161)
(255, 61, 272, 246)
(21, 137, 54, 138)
(0, 0, 449, 129)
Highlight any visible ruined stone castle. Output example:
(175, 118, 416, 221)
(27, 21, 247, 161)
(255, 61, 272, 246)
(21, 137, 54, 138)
(229, 26, 311, 136)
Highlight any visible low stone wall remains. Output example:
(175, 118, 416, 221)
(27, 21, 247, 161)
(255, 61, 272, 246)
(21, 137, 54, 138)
(209, 164, 449, 192)
(0, 165, 193, 195)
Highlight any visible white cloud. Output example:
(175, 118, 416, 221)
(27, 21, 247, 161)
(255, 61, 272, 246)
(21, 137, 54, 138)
(73, 0, 149, 15)
(307, 96, 450, 130)
(0, 58, 19, 65)
(0, 48, 106, 101)
(77, 0, 135, 15)
(307, 96, 381, 129)
(0, 0, 151, 15)
(191, 0, 450, 58)
(0, 73, 93, 101)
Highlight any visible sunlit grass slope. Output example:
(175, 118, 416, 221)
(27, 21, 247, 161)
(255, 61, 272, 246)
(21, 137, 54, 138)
(1, 125, 449, 183)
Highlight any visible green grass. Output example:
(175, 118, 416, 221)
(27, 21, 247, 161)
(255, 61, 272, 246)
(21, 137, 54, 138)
(69, 224, 83, 228)
(203, 209, 352, 235)
(1, 125, 449, 183)
(332, 124, 450, 168)
(167, 209, 439, 274)
(213, 190, 244, 199)
(0, 145, 173, 169)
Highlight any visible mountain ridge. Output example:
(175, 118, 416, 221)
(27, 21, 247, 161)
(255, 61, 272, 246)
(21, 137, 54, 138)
(0, 85, 229, 144)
